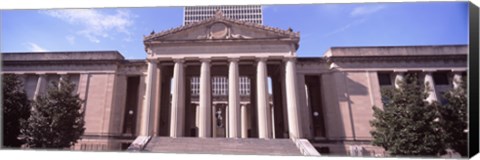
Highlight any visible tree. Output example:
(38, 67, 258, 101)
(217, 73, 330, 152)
(437, 77, 468, 156)
(2, 74, 30, 147)
(370, 73, 443, 156)
(21, 78, 85, 149)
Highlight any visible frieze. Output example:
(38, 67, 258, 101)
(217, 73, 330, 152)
(152, 43, 291, 56)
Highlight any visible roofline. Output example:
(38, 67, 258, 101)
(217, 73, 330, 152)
(2, 50, 121, 54)
(329, 44, 468, 49)
(2, 50, 127, 60)
(322, 44, 468, 57)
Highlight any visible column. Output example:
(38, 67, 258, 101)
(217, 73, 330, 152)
(284, 57, 302, 139)
(212, 105, 217, 138)
(15, 73, 26, 91)
(153, 66, 163, 136)
(170, 59, 185, 137)
(394, 70, 406, 89)
(58, 73, 68, 88)
(241, 104, 248, 138)
(256, 58, 272, 139)
(226, 105, 229, 137)
(228, 57, 241, 138)
(195, 104, 200, 130)
(452, 71, 463, 89)
(424, 71, 438, 103)
(77, 73, 91, 110)
(271, 104, 276, 139)
(199, 59, 212, 138)
(140, 60, 158, 136)
(33, 74, 47, 101)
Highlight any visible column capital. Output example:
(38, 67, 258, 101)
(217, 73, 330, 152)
(57, 72, 69, 75)
(393, 69, 408, 73)
(35, 73, 47, 76)
(451, 69, 467, 73)
(228, 57, 240, 62)
(146, 58, 159, 63)
(199, 58, 211, 63)
(173, 58, 185, 63)
(12, 72, 26, 75)
(283, 56, 297, 62)
(422, 69, 436, 73)
(256, 57, 268, 62)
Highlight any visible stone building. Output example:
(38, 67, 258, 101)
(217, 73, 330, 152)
(1, 12, 467, 156)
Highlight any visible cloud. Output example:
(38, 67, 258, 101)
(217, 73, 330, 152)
(323, 5, 386, 38)
(350, 5, 385, 17)
(66, 35, 75, 44)
(323, 18, 367, 38)
(42, 9, 134, 43)
(27, 42, 48, 52)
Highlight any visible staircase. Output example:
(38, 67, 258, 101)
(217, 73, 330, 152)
(140, 137, 305, 156)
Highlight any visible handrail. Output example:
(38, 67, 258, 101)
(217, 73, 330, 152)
(292, 138, 321, 156)
(127, 136, 152, 151)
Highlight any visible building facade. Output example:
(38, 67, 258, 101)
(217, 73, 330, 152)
(1, 11, 468, 156)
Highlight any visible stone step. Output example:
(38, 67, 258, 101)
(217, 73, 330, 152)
(143, 137, 304, 156)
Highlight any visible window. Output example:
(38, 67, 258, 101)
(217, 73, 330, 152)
(433, 72, 449, 85)
(378, 73, 392, 86)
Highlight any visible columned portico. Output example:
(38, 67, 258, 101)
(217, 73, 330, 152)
(142, 14, 301, 140)
(139, 57, 303, 139)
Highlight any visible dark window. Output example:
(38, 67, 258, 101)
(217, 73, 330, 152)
(433, 72, 449, 85)
(122, 76, 140, 135)
(378, 73, 392, 86)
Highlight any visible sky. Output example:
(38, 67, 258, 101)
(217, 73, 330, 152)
(1, 2, 469, 59)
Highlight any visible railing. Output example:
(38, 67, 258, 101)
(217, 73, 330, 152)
(292, 138, 321, 156)
(127, 136, 151, 151)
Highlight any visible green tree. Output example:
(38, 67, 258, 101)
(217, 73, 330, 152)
(370, 73, 443, 156)
(21, 78, 85, 149)
(437, 77, 468, 156)
(2, 74, 31, 147)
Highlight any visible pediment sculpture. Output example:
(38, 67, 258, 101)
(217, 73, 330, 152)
(196, 22, 253, 40)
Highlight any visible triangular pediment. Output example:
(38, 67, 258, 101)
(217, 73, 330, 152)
(144, 15, 299, 43)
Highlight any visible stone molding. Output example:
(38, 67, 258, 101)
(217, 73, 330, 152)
(326, 54, 466, 64)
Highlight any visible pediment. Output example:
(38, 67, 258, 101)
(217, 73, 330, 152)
(144, 15, 299, 43)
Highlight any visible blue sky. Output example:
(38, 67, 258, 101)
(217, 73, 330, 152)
(1, 2, 468, 59)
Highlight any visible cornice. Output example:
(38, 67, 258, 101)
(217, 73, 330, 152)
(326, 54, 467, 63)
(2, 59, 125, 66)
